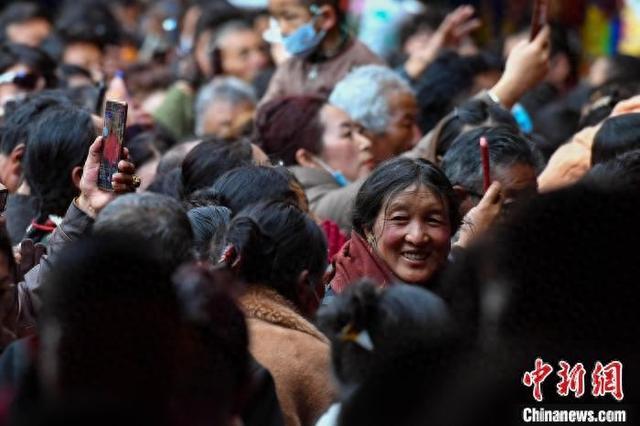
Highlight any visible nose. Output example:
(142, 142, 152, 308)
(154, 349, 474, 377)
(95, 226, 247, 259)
(354, 131, 372, 151)
(404, 220, 429, 245)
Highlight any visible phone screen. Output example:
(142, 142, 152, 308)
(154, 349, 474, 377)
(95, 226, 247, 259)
(98, 100, 128, 191)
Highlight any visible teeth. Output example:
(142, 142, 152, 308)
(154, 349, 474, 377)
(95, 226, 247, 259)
(402, 253, 427, 261)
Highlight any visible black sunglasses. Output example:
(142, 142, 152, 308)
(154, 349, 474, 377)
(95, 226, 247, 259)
(0, 70, 40, 90)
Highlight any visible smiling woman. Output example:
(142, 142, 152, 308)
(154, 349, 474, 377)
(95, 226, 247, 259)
(330, 157, 461, 293)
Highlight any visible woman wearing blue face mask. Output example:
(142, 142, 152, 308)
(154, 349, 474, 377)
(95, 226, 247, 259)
(253, 95, 375, 232)
(260, 0, 384, 105)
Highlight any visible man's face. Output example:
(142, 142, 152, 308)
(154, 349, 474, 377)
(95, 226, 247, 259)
(368, 91, 419, 166)
(63, 42, 104, 81)
(459, 162, 538, 217)
(219, 29, 269, 82)
(6, 18, 52, 47)
(268, 0, 313, 36)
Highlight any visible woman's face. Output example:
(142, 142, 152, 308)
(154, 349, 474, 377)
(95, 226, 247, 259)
(369, 184, 452, 284)
(319, 104, 374, 181)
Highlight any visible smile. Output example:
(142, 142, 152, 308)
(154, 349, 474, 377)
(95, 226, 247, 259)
(401, 251, 428, 262)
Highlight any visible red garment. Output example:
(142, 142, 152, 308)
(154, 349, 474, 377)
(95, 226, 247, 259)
(330, 231, 397, 294)
(320, 220, 347, 262)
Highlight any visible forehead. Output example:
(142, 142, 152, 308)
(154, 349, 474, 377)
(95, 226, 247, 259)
(385, 184, 447, 212)
(269, 0, 308, 11)
(219, 28, 259, 46)
(494, 162, 538, 191)
(388, 92, 418, 114)
(320, 104, 349, 124)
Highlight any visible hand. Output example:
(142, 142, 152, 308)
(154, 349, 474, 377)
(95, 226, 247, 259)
(456, 181, 503, 248)
(76, 136, 136, 218)
(491, 26, 551, 109)
(14, 239, 47, 281)
(404, 5, 481, 79)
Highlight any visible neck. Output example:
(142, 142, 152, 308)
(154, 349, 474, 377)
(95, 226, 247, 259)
(318, 27, 346, 58)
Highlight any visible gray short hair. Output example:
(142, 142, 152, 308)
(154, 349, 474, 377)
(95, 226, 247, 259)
(195, 77, 257, 136)
(95, 193, 194, 269)
(329, 65, 413, 135)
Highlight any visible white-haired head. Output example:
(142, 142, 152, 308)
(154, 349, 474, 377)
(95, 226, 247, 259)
(195, 77, 257, 137)
(329, 65, 414, 135)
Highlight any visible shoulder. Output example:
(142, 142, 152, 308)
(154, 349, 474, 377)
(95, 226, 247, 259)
(346, 39, 386, 66)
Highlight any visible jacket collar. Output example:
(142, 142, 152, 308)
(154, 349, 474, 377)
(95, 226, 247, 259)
(240, 286, 328, 344)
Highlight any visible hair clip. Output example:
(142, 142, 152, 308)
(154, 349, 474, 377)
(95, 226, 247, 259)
(339, 323, 374, 351)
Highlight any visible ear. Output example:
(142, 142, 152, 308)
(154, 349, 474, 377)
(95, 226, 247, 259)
(9, 144, 25, 164)
(316, 4, 337, 32)
(71, 166, 83, 190)
(294, 148, 318, 168)
(295, 269, 323, 317)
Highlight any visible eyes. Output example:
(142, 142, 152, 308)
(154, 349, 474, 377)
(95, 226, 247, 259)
(388, 212, 446, 226)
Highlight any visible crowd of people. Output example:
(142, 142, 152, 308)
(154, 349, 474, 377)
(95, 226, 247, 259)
(0, 0, 638, 424)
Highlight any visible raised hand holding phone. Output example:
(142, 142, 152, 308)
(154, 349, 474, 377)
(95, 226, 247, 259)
(76, 136, 136, 219)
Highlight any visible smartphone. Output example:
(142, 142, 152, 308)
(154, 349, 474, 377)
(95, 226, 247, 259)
(0, 184, 8, 213)
(480, 137, 491, 192)
(530, 0, 549, 41)
(98, 100, 128, 191)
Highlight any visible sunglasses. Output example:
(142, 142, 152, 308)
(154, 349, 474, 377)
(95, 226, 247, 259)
(0, 70, 41, 90)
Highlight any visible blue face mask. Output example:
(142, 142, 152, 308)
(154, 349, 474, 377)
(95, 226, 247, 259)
(282, 12, 326, 57)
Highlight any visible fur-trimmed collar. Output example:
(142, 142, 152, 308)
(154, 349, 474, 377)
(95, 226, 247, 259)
(240, 286, 328, 344)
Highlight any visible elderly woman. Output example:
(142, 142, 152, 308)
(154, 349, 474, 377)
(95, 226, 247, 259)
(330, 158, 460, 293)
(254, 95, 374, 231)
(195, 76, 257, 139)
(329, 65, 420, 166)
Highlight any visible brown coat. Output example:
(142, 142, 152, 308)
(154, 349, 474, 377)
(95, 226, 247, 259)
(240, 286, 336, 426)
(290, 166, 363, 232)
(261, 39, 384, 104)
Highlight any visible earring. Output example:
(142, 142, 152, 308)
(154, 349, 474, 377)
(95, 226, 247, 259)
(366, 233, 376, 247)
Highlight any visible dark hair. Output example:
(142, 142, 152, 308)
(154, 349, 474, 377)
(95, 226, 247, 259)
(194, 3, 245, 46)
(94, 193, 194, 271)
(599, 54, 640, 87)
(398, 9, 445, 49)
(0, 91, 71, 155)
(23, 104, 95, 222)
(180, 138, 253, 198)
(317, 280, 452, 387)
(416, 51, 503, 134)
(434, 99, 518, 160)
(592, 113, 640, 166)
(584, 149, 640, 192)
(579, 81, 640, 130)
(441, 126, 540, 195)
(126, 131, 162, 169)
(187, 205, 232, 261)
(38, 234, 180, 403)
(253, 95, 326, 166)
(172, 265, 250, 421)
(0, 2, 51, 43)
(0, 42, 57, 87)
(55, 0, 122, 50)
(210, 165, 298, 215)
(352, 157, 461, 237)
(223, 201, 327, 303)
(147, 167, 183, 200)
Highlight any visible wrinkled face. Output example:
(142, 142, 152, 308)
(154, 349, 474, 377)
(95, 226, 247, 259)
(319, 104, 374, 181)
(368, 92, 419, 165)
(268, 0, 313, 36)
(494, 162, 538, 214)
(219, 29, 269, 82)
(369, 185, 452, 284)
(63, 42, 104, 81)
(201, 100, 255, 139)
(6, 18, 52, 47)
